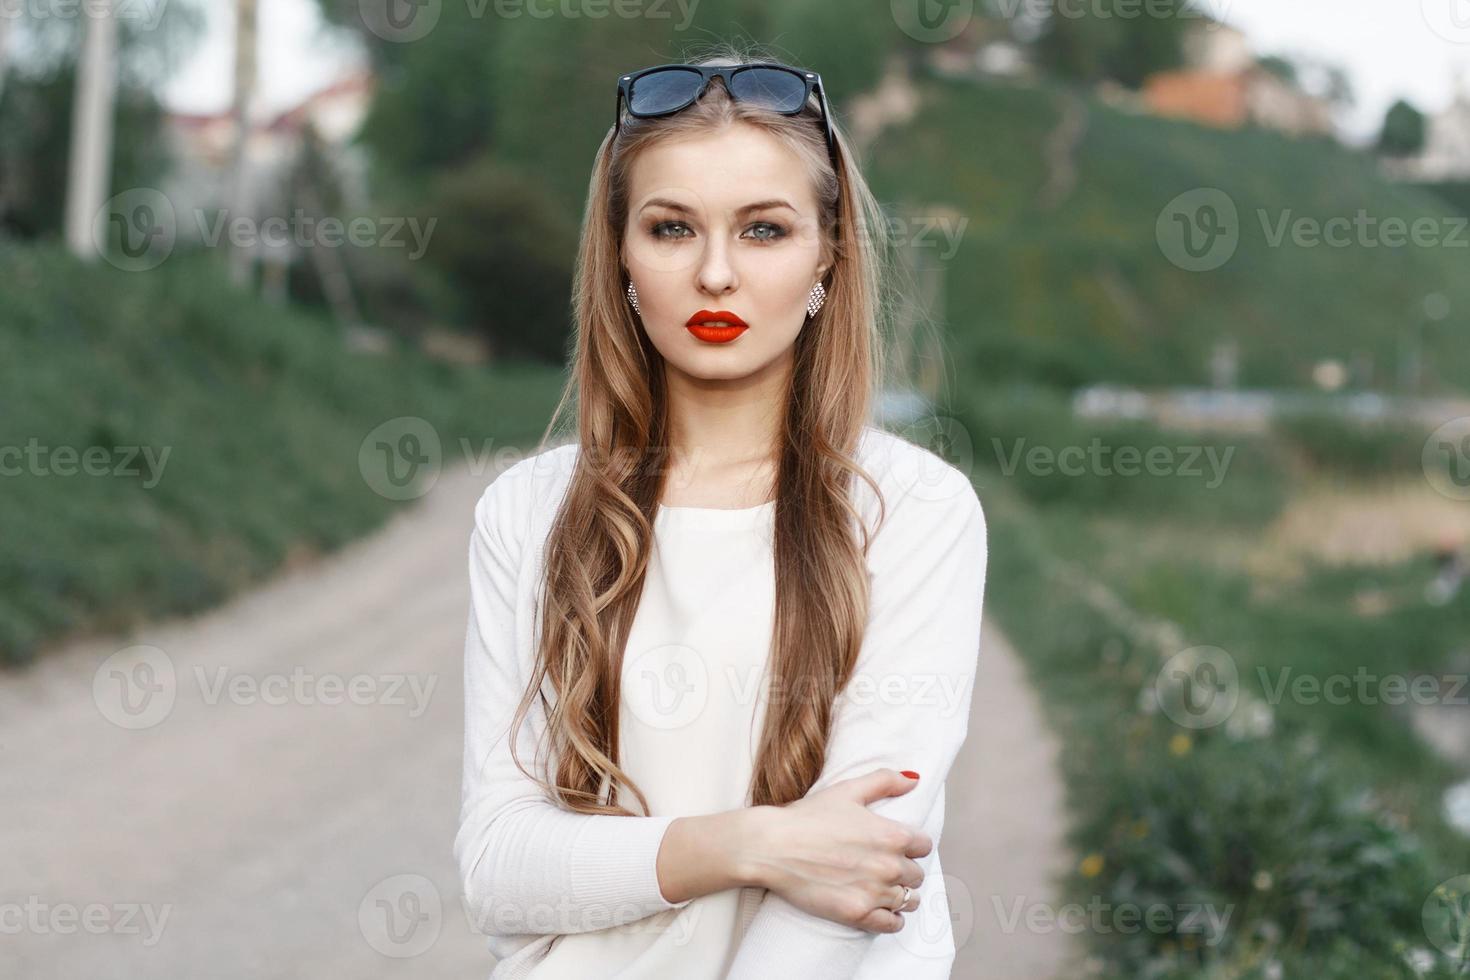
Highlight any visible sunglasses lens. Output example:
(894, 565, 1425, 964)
(730, 68, 808, 113)
(629, 68, 705, 115)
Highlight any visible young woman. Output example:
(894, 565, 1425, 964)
(454, 46, 988, 979)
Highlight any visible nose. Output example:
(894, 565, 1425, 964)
(695, 234, 737, 297)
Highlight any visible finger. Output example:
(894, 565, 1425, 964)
(849, 768, 921, 806)
(856, 907, 906, 935)
(897, 856, 926, 887)
(902, 828, 933, 858)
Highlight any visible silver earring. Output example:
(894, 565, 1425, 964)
(626, 280, 640, 315)
(806, 281, 826, 318)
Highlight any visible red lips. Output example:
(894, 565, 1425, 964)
(685, 309, 748, 344)
(686, 309, 748, 328)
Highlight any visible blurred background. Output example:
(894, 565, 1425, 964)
(4, 0, 1470, 977)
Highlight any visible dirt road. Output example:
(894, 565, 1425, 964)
(1, 458, 1076, 978)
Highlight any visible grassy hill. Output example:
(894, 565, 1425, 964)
(0, 241, 563, 666)
(867, 72, 1468, 978)
(864, 70, 1470, 393)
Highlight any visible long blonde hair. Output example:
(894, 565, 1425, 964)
(510, 41, 909, 816)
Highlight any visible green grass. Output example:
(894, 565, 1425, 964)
(0, 240, 564, 666)
(955, 384, 1469, 977)
(865, 71, 1470, 394)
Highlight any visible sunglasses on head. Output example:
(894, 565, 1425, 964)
(614, 61, 839, 169)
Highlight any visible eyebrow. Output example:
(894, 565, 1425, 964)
(639, 197, 798, 216)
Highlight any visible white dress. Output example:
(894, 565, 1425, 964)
(456, 425, 989, 979)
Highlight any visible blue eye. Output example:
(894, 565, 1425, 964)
(651, 221, 692, 240)
(747, 222, 787, 242)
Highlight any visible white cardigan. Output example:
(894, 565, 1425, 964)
(454, 425, 988, 978)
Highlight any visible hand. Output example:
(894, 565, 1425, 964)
(744, 768, 932, 934)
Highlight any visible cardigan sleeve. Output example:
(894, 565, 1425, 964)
(454, 464, 694, 938)
(724, 463, 988, 978)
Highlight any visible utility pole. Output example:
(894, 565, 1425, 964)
(228, 0, 258, 287)
(64, 0, 118, 260)
(0, 10, 12, 104)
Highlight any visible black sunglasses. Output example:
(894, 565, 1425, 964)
(615, 62, 839, 169)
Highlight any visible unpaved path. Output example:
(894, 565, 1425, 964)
(1, 457, 1076, 978)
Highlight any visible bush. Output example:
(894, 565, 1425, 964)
(1273, 410, 1428, 479)
(413, 155, 578, 364)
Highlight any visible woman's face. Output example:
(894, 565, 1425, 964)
(622, 122, 830, 384)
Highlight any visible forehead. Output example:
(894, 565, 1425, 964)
(626, 123, 817, 217)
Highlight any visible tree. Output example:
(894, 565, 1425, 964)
(1030, 2, 1188, 87)
(0, 0, 203, 240)
(1377, 99, 1426, 158)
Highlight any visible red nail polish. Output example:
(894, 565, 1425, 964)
(901, 770, 920, 780)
